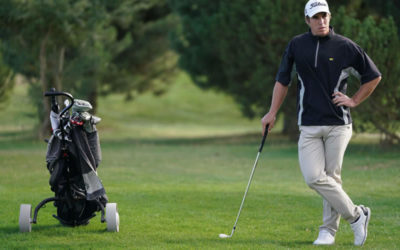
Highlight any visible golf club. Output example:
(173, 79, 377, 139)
(219, 125, 269, 239)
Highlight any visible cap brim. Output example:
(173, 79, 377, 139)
(306, 9, 330, 17)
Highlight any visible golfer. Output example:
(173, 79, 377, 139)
(261, 0, 381, 246)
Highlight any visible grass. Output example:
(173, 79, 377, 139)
(96, 73, 263, 140)
(0, 74, 399, 249)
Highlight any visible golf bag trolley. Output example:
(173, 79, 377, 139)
(19, 89, 119, 232)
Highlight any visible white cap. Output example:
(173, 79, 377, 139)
(304, 0, 330, 17)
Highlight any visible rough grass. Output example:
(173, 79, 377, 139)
(0, 75, 399, 249)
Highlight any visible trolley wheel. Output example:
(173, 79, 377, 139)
(106, 203, 119, 232)
(19, 204, 32, 232)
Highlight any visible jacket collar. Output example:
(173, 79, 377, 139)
(309, 26, 334, 40)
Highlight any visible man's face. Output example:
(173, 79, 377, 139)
(306, 12, 331, 37)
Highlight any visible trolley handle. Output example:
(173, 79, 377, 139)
(44, 91, 74, 117)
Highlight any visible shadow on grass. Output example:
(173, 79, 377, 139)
(347, 142, 400, 155)
(100, 132, 400, 156)
(197, 238, 312, 247)
(0, 130, 36, 142)
(0, 225, 20, 235)
(0, 223, 110, 236)
(0, 223, 62, 235)
(102, 132, 293, 146)
(164, 238, 312, 248)
(1, 127, 399, 155)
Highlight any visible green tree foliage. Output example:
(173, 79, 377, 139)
(169, 0, 307, 139)
(334, 0, 400, 32)
(100, 0, 178, 100)
(170, 0, 400, 143)
(0, 0, 176, 138)
(333, 8, 400, 144)
(170, 0, 302, 117)
(0, 0, 112, 138)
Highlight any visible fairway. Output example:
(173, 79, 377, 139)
(1, 80, 399, 249)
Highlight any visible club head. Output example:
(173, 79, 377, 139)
(219, 233, 231, 239)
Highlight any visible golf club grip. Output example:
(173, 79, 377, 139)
(258, 125, 269, 153)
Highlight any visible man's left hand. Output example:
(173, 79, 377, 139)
(332, 92, 357, 108)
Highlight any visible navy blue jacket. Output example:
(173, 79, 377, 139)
(276, 28, 381, 126)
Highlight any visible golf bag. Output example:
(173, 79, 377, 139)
(18, 89, 119, 232)
(45, 90, 107, 226)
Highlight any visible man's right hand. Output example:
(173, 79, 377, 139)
(261, 81, 289, 136)
(261, 112, 276, 136)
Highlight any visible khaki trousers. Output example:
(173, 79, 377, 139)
(298, 125, 360, 235)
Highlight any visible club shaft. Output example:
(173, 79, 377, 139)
(224, 126, 268, 238)
(229, 151, 261, 236)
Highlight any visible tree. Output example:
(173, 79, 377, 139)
(332, 7, 400, 144)
(0, 52, 14, 110)
(0, 0, 177, 139)
(169, 0, 400, 143)
(100, 0, 178, 100)
(0, 0, 112, 138)
(169, 0, 306, 139)
(0, 40, 14, 109)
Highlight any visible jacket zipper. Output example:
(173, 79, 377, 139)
(314, 40, 320, 68)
